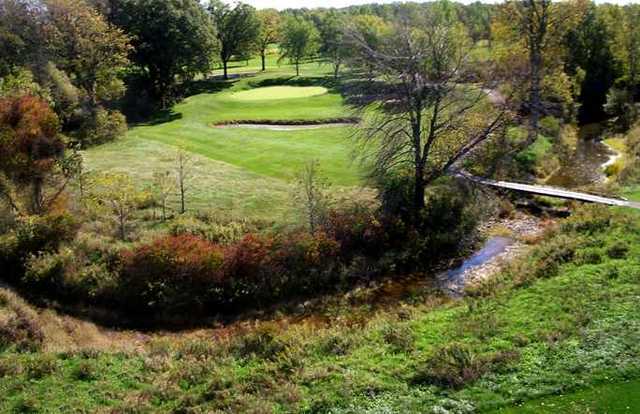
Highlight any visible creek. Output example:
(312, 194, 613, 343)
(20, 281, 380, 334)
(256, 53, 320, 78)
(441, 123, 619, 296)
(546, 123, 617, 188)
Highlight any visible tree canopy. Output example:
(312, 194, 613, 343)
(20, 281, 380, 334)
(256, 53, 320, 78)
(208, 1, 260, 80)
(279, 17, 319, 77)
(110, 0, 218, 106)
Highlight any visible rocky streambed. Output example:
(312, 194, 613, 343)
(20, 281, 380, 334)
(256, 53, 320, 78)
(438, 214, 547, 296)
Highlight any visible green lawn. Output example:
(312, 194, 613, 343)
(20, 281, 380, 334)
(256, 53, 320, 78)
(495, 379, 640, 413)
(83, 59, 363, 222)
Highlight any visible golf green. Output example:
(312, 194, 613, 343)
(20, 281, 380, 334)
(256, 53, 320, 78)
(230, 86, 328, 101)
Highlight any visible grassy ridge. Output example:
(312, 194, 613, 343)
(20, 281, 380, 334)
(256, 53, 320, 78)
(2, 206, 640, 412)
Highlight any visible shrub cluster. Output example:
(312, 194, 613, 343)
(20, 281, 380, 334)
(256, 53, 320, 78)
(0, 183, 478, 321)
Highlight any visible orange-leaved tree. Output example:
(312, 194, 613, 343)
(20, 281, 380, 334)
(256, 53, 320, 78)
(0, 95, 70, 214)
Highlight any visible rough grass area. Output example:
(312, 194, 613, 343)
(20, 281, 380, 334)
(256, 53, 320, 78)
(83, 61, 362, 222)
(230, 86, 328, 101)
(2, 205, 640, 412)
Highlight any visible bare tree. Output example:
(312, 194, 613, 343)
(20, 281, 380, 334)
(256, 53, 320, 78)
(152, 170, 174, 220)
(175, 149, 192, 214)
(293, 160, 330, 233)
(344, 7, 510, 216)
(90, 173, 142, 241)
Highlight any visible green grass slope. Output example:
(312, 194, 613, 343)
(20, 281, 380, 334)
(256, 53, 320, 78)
(83, 60, 362, 222)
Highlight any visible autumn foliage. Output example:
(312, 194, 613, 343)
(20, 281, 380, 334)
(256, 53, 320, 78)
(118, 231, 341, 315)
(0, 95, 65, 212)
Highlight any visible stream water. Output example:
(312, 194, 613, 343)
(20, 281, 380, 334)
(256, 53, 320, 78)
(440, 123, 617, 295)
(444, 237, 514, 286)
(546, 123, 616, 188)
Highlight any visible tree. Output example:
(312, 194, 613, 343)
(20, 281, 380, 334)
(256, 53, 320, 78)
(318, 12, 349, 79)
(279, 17, 319, 77)
(208, 1, 260, 80)
(91, 173, 143, 241)
(495, 0, 583, 143)
(348, 14, 390, 80)
(293, 160, 330, 233)
(110, 0, 217, 107)
(0, 0, 45, 77)
(565, 2, 619, 122)
(255, 9, 281, 72)
(152, 170, 174, 220)
(0, 95, 69, 214)
(345, 6, 509, 215)
(43, 0, 131, 107)
(175, 149, 192, 214)
(604, 87, 638, 131)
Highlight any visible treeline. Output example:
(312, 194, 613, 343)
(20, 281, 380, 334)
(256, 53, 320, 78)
(2, 0, 638, 145)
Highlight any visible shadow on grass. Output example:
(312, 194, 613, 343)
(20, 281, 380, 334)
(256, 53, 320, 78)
(130, 78, 237, 127)
(138, 109, 183, 126)
(181, 77, 237, 97)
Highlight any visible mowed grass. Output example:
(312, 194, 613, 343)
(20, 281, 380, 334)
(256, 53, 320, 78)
(83, 58, 363, 221)
(229, 85, 329, 101)
(495, 379, 640, 413)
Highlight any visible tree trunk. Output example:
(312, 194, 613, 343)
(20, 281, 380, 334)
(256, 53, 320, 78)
(223, 60, 228, 80)
(295, 60, 300, 76)
(333, 61, 340, 80)
(413, 170, 426, 215)
(261, 52, 266, 71)
(118, 211, 126, 241)
(180, 186, 185, 214)
(31, 179, 43, 214)
(528, 47, 542, 144)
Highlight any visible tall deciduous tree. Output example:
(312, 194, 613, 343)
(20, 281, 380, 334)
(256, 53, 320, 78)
(0, 0, 45, 77)
(255, 9, 281, 72)
(208, 1, 260, 80)
(318, 12, 348, 79)
(279, 17, 319, 77)
(495, 0, 583, 143)
(110, 0, 217, 107)
(565, 2, 619, 122)
(345, 6, 510, 215)
(43, 0, 131, 106)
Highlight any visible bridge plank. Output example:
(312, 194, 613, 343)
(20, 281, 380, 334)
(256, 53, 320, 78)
(458, 173, 640, 210)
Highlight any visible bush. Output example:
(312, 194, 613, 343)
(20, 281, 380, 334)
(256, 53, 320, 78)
(413, 344, 488, 389)
(0, 289, 44, 352)
(75, 107, 127, 148)
(606, 241, 629, 259)
(540, 116, 561, 139)
(0, 213, 77, 284)
(119, 234, 224, 315)
(381, 323, 415, 353)
(231, 325, 285, 360)
(414, 344, 518, 389)
(169, 215, 251, 245)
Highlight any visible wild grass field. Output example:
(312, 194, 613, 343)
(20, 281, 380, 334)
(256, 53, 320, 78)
(83, 57, 366, 222)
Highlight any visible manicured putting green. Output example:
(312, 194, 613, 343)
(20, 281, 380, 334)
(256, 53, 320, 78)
(231, 86, 328, 101)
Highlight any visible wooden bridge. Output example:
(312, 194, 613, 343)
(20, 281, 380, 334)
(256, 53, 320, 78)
(457, 172, 640, 210)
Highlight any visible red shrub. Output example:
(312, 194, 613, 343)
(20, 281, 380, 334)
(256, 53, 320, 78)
(119, 235, 224, 313)
(323, 208, 389, 258)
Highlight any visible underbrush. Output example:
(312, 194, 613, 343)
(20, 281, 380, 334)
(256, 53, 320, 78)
(1, 205, 639, 413)
(0, 183, 479, 323)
